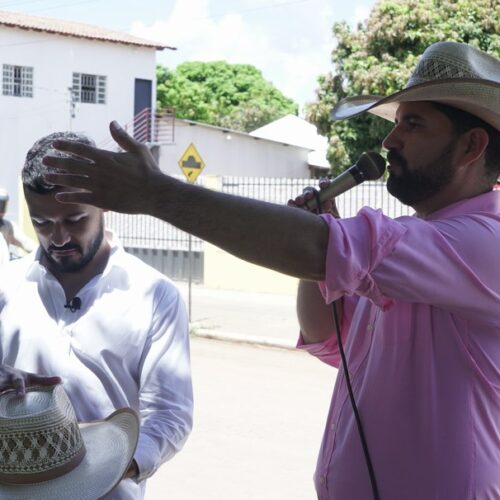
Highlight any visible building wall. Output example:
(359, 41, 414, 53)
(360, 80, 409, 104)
(158, 120, 311, 178)
(204, 242, 298, 295)
(0, 25, 157, 220)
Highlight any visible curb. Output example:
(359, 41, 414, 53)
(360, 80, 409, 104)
(190, 327, 296, 350)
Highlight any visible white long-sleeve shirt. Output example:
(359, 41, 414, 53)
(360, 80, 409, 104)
(0, 236, 193, 499)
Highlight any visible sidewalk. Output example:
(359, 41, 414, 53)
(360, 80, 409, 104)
(175, 280, 300, 348)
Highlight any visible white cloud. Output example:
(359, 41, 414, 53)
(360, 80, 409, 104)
(130, 0, 374, 113)
(353, 3, 372, 26)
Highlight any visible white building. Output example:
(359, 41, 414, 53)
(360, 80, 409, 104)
(250, 114, 330, 176)
(156, 115, 330, 179)
(0, 10, 170, 218)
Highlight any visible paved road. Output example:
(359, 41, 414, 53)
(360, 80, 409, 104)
(175, 281, 299, 347)
(145, 336, 337, 500)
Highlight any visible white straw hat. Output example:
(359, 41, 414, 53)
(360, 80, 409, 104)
(331, 42, 500, 131)
(0, 384, 139, 499)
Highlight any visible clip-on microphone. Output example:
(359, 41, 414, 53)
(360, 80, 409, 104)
(64, 297, 81, 312)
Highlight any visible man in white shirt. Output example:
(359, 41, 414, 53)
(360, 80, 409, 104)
(0, 132, 193, 500)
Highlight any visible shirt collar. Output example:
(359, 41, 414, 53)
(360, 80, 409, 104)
(425, 190, 500, 221)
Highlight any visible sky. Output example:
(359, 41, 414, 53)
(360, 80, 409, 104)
(0, 0, 377, 113)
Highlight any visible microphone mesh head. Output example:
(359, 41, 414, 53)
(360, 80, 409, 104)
(357, 152, 386, 180)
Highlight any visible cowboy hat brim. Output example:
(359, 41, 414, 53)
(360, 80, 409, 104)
(331, 78, 500, 131)
(0, 408, 139, 500)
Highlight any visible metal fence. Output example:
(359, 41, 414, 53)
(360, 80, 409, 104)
(221, 177, 413, 220)
(105, 175, 413, 252)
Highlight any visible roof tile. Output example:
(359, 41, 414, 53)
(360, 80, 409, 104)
(0, 10, 174, 50)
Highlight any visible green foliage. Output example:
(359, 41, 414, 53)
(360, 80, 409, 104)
(156, 61, 298, 132)
(306, 0, 500, 174)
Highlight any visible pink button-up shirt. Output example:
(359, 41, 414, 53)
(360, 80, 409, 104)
(298, 190, 500, 500)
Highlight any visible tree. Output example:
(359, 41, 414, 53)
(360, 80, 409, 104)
(306, 0, 500, 174)
(156, 61, 298, 132)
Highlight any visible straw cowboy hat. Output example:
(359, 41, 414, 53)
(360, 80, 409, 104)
(331, 41, 500, 131)
(0, 384, 139, 499)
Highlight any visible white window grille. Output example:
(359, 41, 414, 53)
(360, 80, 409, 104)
(2, 64, 33, 97)
(72, 72, 106, 104)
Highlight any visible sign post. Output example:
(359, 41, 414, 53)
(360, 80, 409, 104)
(178, 144, 206, 322)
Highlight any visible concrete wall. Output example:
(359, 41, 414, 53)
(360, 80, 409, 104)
(193, 175, 299, 295)
(0, 25, 157, 222)
(204, 242, 298, 295)
(158, 120, 311, 178)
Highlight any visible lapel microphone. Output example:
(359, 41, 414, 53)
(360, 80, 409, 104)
(64, 297, 82, 312)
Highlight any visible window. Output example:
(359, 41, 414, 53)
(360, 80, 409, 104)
(2, 64, 33, 97)
(72, 72, 106, 104)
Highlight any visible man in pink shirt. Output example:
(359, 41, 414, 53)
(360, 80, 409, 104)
(15, 41, 500, 499)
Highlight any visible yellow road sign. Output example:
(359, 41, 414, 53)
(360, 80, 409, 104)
(178, 143, 205, 183)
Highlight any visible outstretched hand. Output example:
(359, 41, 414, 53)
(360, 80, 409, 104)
(287, 178, 340, 218)
(43, 121, 163, 214)
(0, 365, 61, 396)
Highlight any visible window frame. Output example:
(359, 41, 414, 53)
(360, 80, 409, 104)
(72, 72, 106, 104)
(2, 64, 34, 98)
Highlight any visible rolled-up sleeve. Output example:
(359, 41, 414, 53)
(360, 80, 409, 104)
(318, 207, 500, 325)
(134, 283, 193, 482)
(297, 294, 359, 367)
(318, 209, 407, 309)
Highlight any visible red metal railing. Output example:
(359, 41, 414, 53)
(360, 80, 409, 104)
(98, 107, 175, 150)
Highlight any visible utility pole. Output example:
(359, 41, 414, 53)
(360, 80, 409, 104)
(68, 86, 76, 130)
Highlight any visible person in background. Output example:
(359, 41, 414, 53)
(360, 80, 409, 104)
(0, 232, 9, 265)
(0, 188, 36, 259)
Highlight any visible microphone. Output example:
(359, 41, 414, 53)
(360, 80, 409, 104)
(64, 297, 81, 312)
(305, 151, 386, 210)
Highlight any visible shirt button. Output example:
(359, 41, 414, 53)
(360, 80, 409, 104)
(367, 324, 374, 332)
(320, 475, 327, 485)
(330, 422, 336, 432)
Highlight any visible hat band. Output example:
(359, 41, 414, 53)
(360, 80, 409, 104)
(0, 420, 86, 485)
(0, 444, 86, 485)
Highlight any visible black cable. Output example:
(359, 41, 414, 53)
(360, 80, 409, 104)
(311, 186, 380, 500)
(331, 302, 380, 500)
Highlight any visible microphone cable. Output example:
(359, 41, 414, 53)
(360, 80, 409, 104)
(331, 301, 380, 500)
(312, 188, 380, 500)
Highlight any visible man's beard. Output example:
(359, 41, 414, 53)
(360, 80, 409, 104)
(42, 220, 104, 273)
(386, 138, 458, 206)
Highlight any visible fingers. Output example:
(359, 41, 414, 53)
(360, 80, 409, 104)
(109, 121, 142, 152)
(287, 186, 317, 209)
(302, 186, 317, 200)
(11, 374, 61, 396)
(0, 366, 61, 397)
(51, 139, 103, 162)
(12, 375, 26, 396)
(43, 172, 93, 191)
(54, 190, 96, 205)
(27, 374, 62, 387)
(43, 171, 96, 205)
(289, 181, 340, 216)
(319, 177, 331, 190)
(42, 154, 94, 175)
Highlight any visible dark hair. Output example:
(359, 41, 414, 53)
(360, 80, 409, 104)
(430, 102, 500, 185)
(22, 131, 95, 193)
